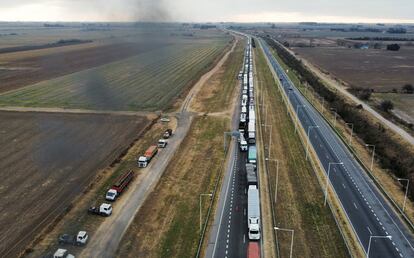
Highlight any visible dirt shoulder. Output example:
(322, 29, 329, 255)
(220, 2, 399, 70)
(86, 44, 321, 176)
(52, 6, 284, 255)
(255, 41, 351, 258)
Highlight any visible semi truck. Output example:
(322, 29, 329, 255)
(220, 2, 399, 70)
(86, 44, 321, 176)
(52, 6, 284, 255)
(58, 231, 88, 246)
(248, 145, 257, 164)
(248, 186, 261, 240)
(105, 170, 134, 201)
(246, 163, 257, 186)
(138, 145, 158, 168)
(239, 134, 248, 151)
(88, 203, 112, 216)
(248, 121, 256, 143)
(157, 139, 168, 148)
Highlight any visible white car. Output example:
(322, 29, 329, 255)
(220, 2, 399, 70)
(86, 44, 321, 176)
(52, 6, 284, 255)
(100, 203, 112, 216)
(160, 117, 170, 122)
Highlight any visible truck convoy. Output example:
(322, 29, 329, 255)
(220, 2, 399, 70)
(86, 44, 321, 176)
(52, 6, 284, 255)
(238, 37, 262, 247)
(138, 145, 158, 168)
(105, 170, 134, 201)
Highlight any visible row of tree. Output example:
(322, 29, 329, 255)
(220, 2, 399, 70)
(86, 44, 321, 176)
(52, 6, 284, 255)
(264, 37, 414, 200)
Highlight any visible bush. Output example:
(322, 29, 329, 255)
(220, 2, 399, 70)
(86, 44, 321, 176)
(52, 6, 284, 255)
(402, 84, 414, 94)
(380, 100, 394, 112)
(387, 44, 400, 51)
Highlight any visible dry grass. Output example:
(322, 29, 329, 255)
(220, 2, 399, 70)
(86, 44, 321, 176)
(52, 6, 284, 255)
(191, 38, 244, 113)
(254, 44, 349, 258)
(116, 116, 228, 258)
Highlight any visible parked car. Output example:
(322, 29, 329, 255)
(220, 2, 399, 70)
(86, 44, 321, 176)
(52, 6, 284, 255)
(88, 203, 112, 216)
(160, 117, 170, 122)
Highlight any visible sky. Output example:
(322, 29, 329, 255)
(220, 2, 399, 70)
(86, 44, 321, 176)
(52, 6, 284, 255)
(0, 0, 413, 23)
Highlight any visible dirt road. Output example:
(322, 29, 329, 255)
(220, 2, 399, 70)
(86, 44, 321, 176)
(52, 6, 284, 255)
(79, 37, 238, 258)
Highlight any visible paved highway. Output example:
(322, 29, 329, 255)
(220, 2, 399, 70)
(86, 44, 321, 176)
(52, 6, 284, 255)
(205, 40, 249, 258)
(259, 38, 414, 258)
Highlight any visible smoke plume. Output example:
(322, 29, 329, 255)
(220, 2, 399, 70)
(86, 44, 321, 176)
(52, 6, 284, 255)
(132, 0, 171, 22)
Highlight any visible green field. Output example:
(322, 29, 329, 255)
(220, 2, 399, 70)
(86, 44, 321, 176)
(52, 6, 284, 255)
(0, 35, 230, 111)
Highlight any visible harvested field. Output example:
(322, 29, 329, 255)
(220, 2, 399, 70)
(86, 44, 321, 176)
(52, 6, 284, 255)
(0, 36, 230, 111)
(116, 116, 228, 258)
(294, 46, 414, 91)
(255, 45, 349, 257)
(0, 111, 149, 258)
(0, 41, 168, 93)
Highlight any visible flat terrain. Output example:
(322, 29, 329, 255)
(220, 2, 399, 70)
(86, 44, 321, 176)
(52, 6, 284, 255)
(255, 44, 349, 257)
(294, 46, 414, 91)
(0, 35, 229, 111)
(116, 116, 228, 258)
(191, 37, 244, 113)
(373, 93, 414, 123)
(0, 41, 168, 93)
(0, 111, 149, 258)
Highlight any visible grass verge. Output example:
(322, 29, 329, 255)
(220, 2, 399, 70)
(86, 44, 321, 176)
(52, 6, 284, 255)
(116, 116, 229, 258)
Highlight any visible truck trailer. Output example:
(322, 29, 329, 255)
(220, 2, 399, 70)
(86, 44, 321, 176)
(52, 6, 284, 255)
(246, 163, 257, 186)
(248, 242, 260, 258)
(247, 186, 261, 240)
(105, 170, 134, 201)
(248, 121, 256, 143)
(248, 145, 257, 164)
(138, 145, 158, 168)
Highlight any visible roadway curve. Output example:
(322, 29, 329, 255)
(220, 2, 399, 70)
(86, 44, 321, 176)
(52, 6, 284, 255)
(260, 38, 414, 258)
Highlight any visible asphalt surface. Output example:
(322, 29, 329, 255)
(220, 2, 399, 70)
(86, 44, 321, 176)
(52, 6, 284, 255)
(205, 41, 249, 258)
(259, 38, 414, 258)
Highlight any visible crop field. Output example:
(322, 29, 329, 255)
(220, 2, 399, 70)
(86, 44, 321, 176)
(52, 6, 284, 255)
(0, 35, 230, 111)
(0, 41, 169, 93)
(0, 111, 149, 258)
(294, 46, 414, 91)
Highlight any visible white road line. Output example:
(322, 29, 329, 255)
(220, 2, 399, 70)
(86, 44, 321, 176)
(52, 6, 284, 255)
(353, 202, 358, 209)
(367, 226, 372, 235)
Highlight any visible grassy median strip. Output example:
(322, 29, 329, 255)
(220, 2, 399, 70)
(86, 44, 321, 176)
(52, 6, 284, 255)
(254, 45, 349, 258)
(116, 116, 229, 258)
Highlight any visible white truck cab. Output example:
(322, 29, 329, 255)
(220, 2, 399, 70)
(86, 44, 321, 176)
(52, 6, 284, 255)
(76, 231, 88, 245)
(157, 139, 168, 148)
(248, 218, 261, 240)
(105, 189, 117, 201)
(54, 249, 75, 258)
(100, 203, 112, 216)
(137, 156, 148, 168)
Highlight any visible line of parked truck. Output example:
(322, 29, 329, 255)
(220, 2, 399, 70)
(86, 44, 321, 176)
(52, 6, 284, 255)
(238, 38, 261, 258)
(50, 126, 173, 258)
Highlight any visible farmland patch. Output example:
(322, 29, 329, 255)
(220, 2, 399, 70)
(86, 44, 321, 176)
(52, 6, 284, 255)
(0, 111, 149, 257)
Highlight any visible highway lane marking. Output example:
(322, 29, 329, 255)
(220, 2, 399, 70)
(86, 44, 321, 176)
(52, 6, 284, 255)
(353, 202, 358, 209)
(342, 183, 346, 189)
(367, 226, 372, 235)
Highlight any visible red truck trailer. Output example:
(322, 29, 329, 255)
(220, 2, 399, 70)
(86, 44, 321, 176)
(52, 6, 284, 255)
(105, 170, 134, 201)
(248, 242, 260, 258)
